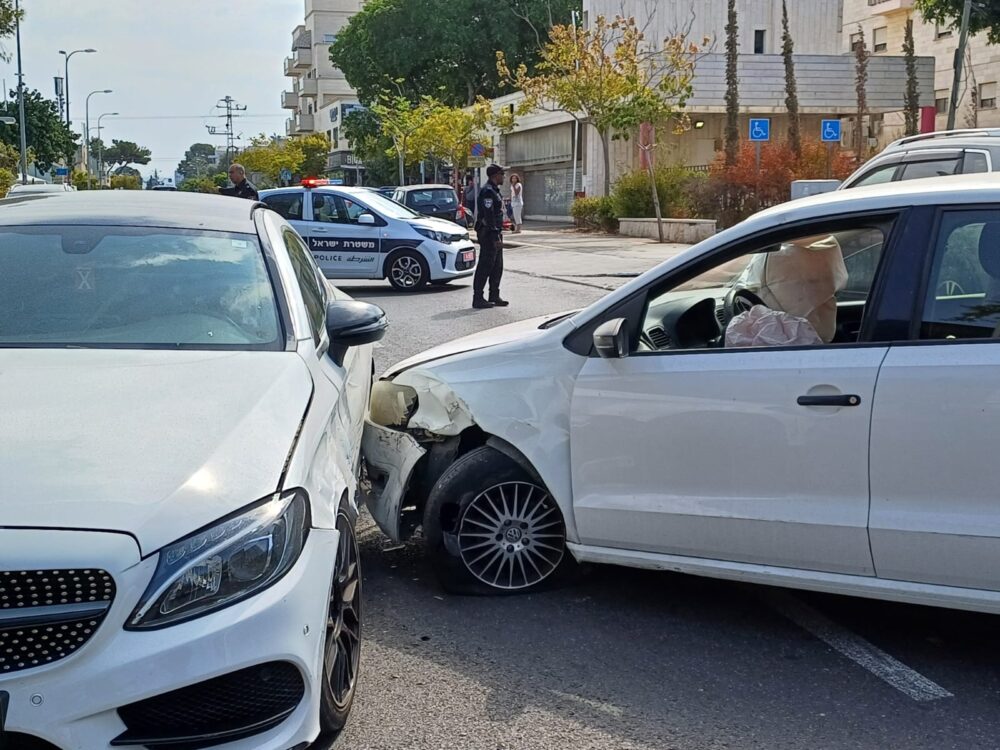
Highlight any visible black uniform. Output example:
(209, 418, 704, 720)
(474, 181, 505, 300)
(228, 178, 259, 201)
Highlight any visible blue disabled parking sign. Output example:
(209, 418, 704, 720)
(749, 118, 770, 142)
(822, 119, 842, 143)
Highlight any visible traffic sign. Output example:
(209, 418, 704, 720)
(470, 142, 486, 158)
(280, 168, 292, 182)
(821, 119, 842, 143)
(749, 118, 770, 142)
(54, 166, 69, 176)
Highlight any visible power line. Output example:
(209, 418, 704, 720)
(108, 114, 285, 120)
(206, 95, 247, 162)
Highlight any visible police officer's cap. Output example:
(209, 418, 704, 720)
(486, 163, 506, 178)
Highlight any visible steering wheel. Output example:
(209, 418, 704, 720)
(722, 288, 767, 327)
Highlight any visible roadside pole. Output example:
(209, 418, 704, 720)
(946, 0, 973, 131)
(749, 118, 770, 213)
(15, 0, 28, 185)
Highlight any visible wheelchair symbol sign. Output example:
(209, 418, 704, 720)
(749, 118, 770, 142)
(822, 119, 842, 143)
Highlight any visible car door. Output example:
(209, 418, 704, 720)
(306, 192, 381, 279)
(870, 207, 1000, 591)
(568, 215, 900, 576)
(260, 190, 308, 237)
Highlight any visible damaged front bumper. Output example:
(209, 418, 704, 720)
(361, 419, 426, 543)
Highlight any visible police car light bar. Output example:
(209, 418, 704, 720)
(301, 178, 330, 188)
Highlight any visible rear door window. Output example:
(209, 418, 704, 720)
(899, 157, 961, 181)
(963, 151, 991, 174)
(262, 192, 304, 221)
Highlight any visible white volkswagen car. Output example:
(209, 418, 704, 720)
(0, 192, 385, 748)
(364, 174, 1000, 614)
(260, 181, 477, 290)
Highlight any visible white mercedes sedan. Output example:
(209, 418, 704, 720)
(0, 192, 385, 748)
(364, 174, 1000, 615)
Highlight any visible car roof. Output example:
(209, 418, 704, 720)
(883, 132, 1000, 153)
(0, 191, 260, 232)
(396, 184, 454, 191)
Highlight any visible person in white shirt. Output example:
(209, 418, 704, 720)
(509, 173, 524, 233)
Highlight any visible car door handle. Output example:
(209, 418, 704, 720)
(797, 394, 862, 407)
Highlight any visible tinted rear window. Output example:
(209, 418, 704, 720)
(0, 226, 283, 349)
(408, 189, 458, 209)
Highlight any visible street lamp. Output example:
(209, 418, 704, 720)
(58, 48, 96, 127)
(84, 89, 111, 174)
(96, 111, 118, 186)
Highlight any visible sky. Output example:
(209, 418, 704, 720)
(0, 0, 305, 179)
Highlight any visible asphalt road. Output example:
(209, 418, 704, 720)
(323, 273, 1000, 750)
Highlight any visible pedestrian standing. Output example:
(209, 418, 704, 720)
(472, 164, 508, 309)
(509, 173, 524, 233)
(225, 163, 259, 200)
(463, 175, 476, 213)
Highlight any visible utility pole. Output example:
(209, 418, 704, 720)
(570, 9, 581, 199)
(15, 0, 27, 184)
(206, 95, 247, 166)
(947, 0, 974, 131)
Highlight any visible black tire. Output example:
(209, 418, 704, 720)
(423, 446, 570, 595)
(319, 507, 362, 734)
(386, 250, 429, 291)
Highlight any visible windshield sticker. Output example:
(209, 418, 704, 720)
(231, 239, 248, 248)
(75, 267, 95, 291)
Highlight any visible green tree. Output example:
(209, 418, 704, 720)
(724, 0, 740, 167)
(110, 174, 141, 190)
(176, 143, 217, 179)
(330, 0, 579, 107)
(370, 93, 441, 185)
(781, 0, 801, 159)
(294, 132, 331, 176)
(916, 0, 1000, 43)
(854, 26, 870, 164)
(238, 134, 304, 187)
(342, 108, 405, 185)
(104, 140, 151, 172)
(72, 168, 97, 190)
(903, 18, 920, 137)
(0, 141, 19, 172)
(0, 1, 21, 62)
(0, 89, 77, 172)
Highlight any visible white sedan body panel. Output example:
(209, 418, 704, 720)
(0, 348, 311, 554)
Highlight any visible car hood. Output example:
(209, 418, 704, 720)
(0, 349, 312, 555)
(386, 311, 576, 377)
(409, 216, 464, 232)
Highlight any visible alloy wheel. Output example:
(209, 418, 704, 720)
(457, 481, 565, 591)
(326, 513, 361, 709)
(390, 256, 423, 288)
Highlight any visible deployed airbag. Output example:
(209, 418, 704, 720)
(725, 305, 824, 348)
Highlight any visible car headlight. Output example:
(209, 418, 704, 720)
(414, 226, 448, 243)
(369, 380, 419, 428)
(126, 490, 310, 630)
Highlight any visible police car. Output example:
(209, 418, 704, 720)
(259, 180, 477, 290)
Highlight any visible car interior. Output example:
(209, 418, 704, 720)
(636, 226, 887, 352)
(0, 229, 282, 347)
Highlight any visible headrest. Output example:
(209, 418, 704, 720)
(978, 222, 1000, 279)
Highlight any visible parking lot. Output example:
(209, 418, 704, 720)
(330, 265, 1000, 750)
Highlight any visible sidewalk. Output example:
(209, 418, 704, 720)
(499, 223, 693, 290)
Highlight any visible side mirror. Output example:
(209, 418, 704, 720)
(325, 300, 388, 365)
(593, 318, 629, 359)
(357, 213, 376, 226)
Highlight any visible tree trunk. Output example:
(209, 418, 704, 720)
(648, 154, 664, 243)
(724, 0, 740, 167)
(599, 126, 611, 197)
(397, 145, 404, 186)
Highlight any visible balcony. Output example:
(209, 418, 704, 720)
(292, 112, 315, 134)
(291, 46, 312, 71)
(868, 0, 914, 14)
(283, 57, 297, 77)
(281, 91, 298, 109)
(299, 78, 318, 98)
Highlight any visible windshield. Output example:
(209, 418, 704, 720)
(353, 191, 421, 219)
(409, 189, 458, 209)
(0, 226, 283, 349)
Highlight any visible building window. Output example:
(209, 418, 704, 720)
(754, 29, 766, 54)
(979, 82, 997, 110)
(850, 31, 864, 52)
(935, 90, 949, 114)
(873, 26, 888, 53)
(324, 34, 337, 43)
(935, 22, 952, 39)
(332, 127, 339, 149)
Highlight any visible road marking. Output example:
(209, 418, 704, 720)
(768, 592, 953, 702)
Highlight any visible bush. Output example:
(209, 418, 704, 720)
(110, 174, 141, 190)
(571, 196, 617, 232)
(178, 176, 220, 194)
(610, 165, 702, 219)
(72, 169, 98, 191)
(0, 167, 15, 197)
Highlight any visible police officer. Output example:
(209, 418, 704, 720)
(473, 164, 508, 309)
(226, 163, 259, 200)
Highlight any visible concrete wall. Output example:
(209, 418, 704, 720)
(619, 218, 718, 243)
(585, 0, 844, 55)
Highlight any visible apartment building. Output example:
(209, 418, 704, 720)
(281, 0, 364, 182)
(844, 0, 1000, 143)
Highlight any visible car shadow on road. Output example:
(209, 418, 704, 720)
(354, 524, 1000, 749)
